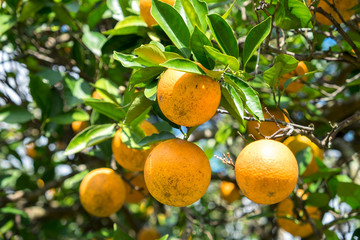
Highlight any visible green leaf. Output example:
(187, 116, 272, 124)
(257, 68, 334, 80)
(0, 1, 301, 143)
(0, 105, 32, 124)
(275, 0, 313, 30)
(282, 71, 316, 92)
(0, 15, 16, 36)
(351, 228, 360, 240)
(190, 26, 215, 70)
(88, 2, 108, 30)
(337, 182, 360, 209)
(160, 59, 206, 75)
(180, 0, 202, 31)
(189, 0, 208, 32)
(82, 31, 107, 56)
(204, 46, 239, 71)
(103, 17, 147, 36)
(18, 1, 45, 22)
(125, 92, 155, 125)
(151, 0, 191, 58)
(144, 81, 158, 101)
(295, 147, 313, 176)
(134, 44, 167, 65)
(138, 132, 176, 147)
(52, 4, 79, 30)
(50, 109, 89, 124)
(263, 54, 299, 87)
(64, 124, 116, 155)
(306, 193, 330, 207)
(129, 67, 166, 87)
(0, 207, 29, 218)
(94, 78, 121, 101)
(84, 99, 126, 122)
(0, 220, 14, 234)
(113, 224, 134, 240)
(63, 76, 92, 107)
(37, 68, 63, 86)
(113, 51, 143, 69)
(207, 14, 239, 58)
(158, 234, 169, 240)
(220, 86, 244, 124)
(29, 75, 52, 118)
(120, 125, 148, 149)
(346, 78, 360, 86)
(243, 16, 272, 67)
(222, 0, 236, 20)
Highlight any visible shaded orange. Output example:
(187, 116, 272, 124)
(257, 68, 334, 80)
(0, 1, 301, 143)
(283, 135, 324, 177)
(276, 189, 322, 238)
(144, 139, 211, 207)
(123, 172, 149, 203)
(137, 227, 161, 240)
(139, 0, 175, 27)
(235, 140, 298, 205)
(112, 121, 159, 171)
(79, 168, 126, 217)
(220, 181, 242, 204)
(157, 64, 221, 127)
(26, 142, 37, 158)
(92, 91, 102, 100)
(71, 121, 89, 133)
(279, 61, 308, 93)
(247, 107, 289, 141)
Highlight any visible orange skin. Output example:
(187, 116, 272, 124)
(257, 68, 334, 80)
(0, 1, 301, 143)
(26, 142, 37, 158)
(279, 61, 308, 93)
(79, 168, 126, 217)
(123, 172, 149, 203)
(157, 65, 221, 127)
(220, 181, 242, 204)
(137, 227, 161, 240)
(247, 108, 289, 141)
(276, 189, 322, 238)
(139, 0, 175, 27)
(235, 140, 298, 205)
(310, 0, 357, 26)
(112, 121, 159, 171)
(92, 91, 102, 100)
(71, 121, 89, 133)
(144, 139, 211, 207)
(283, 135, 324, 177)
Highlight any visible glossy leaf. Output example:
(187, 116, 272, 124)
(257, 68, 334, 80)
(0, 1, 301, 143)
(295, 147, 313, 176)
(113, 224, 134, 240)
(63, 76, 92, 108)
(0, 15, 16, 36)
(263, 54, 299, 87)
(190, 26, 215, 70)
(180, 0, 202, 31)
(19, 1, 44, 22)
(222, 0, 236, 20)
(0, 105, 33, 124)
(129, 67, 166, 86)
(337, 182, 360, 209)
(37, 68, 63, 86)
(52, 4, 78, 30)
(138, 131, 176, 147)
(204, 46, 240, 71)
(306, 192, 330, 207)
(160, 59, 206, 75)
(124, 92, 155, 125)
(134, 44, 167, 65)
(243, 16, 272, 67)
(220, 86, 244, 124)
(275, 0, 313, 30)
(207, 14, 239, 58)
(50, 109, 89, 124)
(190, 0, 208, 32)
(84, 99, 126, 122)
(103, 16, 147, 36)
(82, 31, 107, 56)
(113, 51, 143, 69)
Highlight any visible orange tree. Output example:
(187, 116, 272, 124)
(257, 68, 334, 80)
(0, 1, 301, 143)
(0, 0, 360, 239)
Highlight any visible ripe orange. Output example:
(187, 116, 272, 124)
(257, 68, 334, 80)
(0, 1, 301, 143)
(220, 181, 242, 204)
(283, 135, 324, 177)
(139, 0, 176, 27)
(137, 227, 161, 240)
(247, 107, 289, 141)
(235, 140, 298, 205)
(279, 61, 308, 93)
(157, 64, 221, 127)
(71, 121, 89, 133)
(276, 189, 322, 238)
(144, 139, 211, 207)
(112, 121, 159, 171)
(79, 168, 126, 217)
(26, 142, 37, 158)
(92, 91, 102, 100)
(123, 172, 149, 203)
(310, 0, 357, 26)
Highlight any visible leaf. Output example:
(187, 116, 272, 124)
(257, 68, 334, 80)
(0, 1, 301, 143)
(222, 0, 236, 20)
(190, 26, 215, 70)
(204, 46, 239, 71)
(0, 105, 32, 124)
(144, 81, 158, 101)
(29, 75, 52, 118)
(0, 15, 16, 36)
(84, 99, 126, 122)
(129, 67, 165, 87)
(190, 0, 208, 32)
(103, 16, 147, 36)
(324, 230, 340, 240)
(138, 132, 176, 147)
(263, 54, 299, 87)
(220, 86, 244, 124)
(134, 44, 167, 65)
(346, 78, 360, 86)
(18, 1, 45, 22)
(351, 228, 360, 240)
(158, 234, 169, 240)
(64, 124, 116, 155)
(180, 0, 202, 31)
(275, 0, 313, 30)
(113, 51, 143, 69)
(306, 193, 330, 207)
(37, 68, 63, 86)
(337, 182, 360, 209)
(88, 2, 108, 30)
(52, 4, 78, 30)
(94, 78, 121, 101)
(82, 31, 107, 56)
(125, 92, 155, 125)
(160, 59, 206, 75)
(151, 0, 191, 58)
(50, 109, 89, 124)
(113, 224, 134, 240)
(295, 147, 313, 176)
(207, 14, 239, 58)
(63, 76, 92, 107)
(120, 125, 148, 149)
(0, 207, 29, 219)
(243, 16, 272, 67)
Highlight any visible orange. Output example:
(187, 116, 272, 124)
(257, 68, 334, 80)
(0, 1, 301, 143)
(71, 121, 89, 133)
(144, 139, 211, 207)
(279, 61, 308, 93)
(310, 0, 357, 26)
(112, 121, 158, 171)
(139, 0, 175, 27)
(79, 168, 126, 217)
(157, 64, 221, 127)
(92, 91, 102, 100)
(235, 140, 298, 205)
(276, 189, 322, 238)
(220, 181, 241, 204)
(247, 107, 289, 141)
(123, 172, 149, 203)
(283, 135, 324, 177)
(26, 142, 37, 158)
(137, 227, 161, 240)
